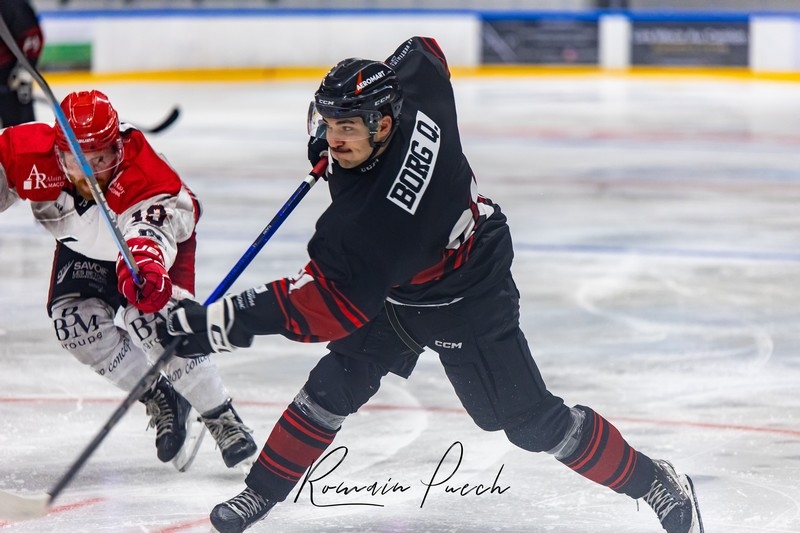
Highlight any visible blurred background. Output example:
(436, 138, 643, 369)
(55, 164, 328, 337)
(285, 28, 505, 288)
(24, 1, 800, 78)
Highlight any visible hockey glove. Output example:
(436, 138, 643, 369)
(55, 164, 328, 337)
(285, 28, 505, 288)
(165, 297, 254, 357)
(307, 136, 329, 171)
(117, 237, 173, 314)
(7, 65, 33, 105)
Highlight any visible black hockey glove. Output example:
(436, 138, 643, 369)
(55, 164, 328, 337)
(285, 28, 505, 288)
(307, 136, 329, 169)
(162, 297, 254, 358)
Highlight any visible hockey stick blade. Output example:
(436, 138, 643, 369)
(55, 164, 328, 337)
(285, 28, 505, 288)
(133, 106, 180, 134)
(0, 491, 50, 521)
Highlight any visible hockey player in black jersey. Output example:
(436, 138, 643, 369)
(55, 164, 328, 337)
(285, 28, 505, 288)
(165, 36, 704, 533)
(0, 0, 42, 127)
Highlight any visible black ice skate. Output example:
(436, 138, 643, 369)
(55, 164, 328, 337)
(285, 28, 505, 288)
(139, 375, 192, 463)
(202, 399, 257, 468)
(643, 459, 704, 533)
(210, 486, 275, 533)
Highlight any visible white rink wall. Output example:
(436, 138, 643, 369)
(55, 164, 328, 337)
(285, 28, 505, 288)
(38, 9, 800, 74)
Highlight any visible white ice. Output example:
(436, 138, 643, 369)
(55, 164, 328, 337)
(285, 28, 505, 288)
(1, 73, 800, 532)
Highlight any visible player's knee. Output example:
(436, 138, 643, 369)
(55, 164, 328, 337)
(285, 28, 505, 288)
(120, 304, 167, 356)
(305, 352, 386, 415)
(504, 395, 573, 453)
(50, 297, 121, 366)
(293, 387, 347, 430)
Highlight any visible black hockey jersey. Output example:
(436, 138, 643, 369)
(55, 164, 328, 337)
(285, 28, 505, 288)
(0, 0, 42, 76)
(233, 37, 514, 343)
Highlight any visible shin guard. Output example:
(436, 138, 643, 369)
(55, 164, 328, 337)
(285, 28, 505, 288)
(246, 402, 338, 502)
(558, 405, 655, 499)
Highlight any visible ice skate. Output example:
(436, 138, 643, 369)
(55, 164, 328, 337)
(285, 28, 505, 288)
(209, 486, 275, 533)
(171, 408, 206, 472)
(139, 374, 192, 463)
(202, 399, 257, 468)
(643, 459, 704, 533)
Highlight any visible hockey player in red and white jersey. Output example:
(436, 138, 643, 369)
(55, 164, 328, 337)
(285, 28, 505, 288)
(165, 38, 703, 532)
(0, 90, 257, 471)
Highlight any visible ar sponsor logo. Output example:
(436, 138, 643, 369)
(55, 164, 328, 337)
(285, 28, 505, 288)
(22, 164, 60, 190)
(434, 339, 462, 349)
(386, 110, 440, 215)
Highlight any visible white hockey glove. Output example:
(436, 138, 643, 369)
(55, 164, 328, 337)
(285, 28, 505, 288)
(164, 297, 254, 358)
(8, 65, 33, 105)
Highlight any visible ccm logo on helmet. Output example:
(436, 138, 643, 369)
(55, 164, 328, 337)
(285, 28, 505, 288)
(386, 110, 440, 215)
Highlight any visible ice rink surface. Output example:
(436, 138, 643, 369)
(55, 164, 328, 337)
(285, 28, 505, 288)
(1, 71, 800, 532)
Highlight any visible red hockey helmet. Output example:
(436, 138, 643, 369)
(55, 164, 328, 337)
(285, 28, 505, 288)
(55, 90, 121, 153)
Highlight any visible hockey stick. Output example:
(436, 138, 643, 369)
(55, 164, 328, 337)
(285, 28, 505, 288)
(135, 105, 180, 134)
(34, 95, 181, 135)
(0, 157, 328, 521)
(0, 15, 142, 285)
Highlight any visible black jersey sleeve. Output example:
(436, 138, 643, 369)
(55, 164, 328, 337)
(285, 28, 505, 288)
(0, 0, 43, 70)
(386, 36, 449, 81)
(218, 257, 376, 344)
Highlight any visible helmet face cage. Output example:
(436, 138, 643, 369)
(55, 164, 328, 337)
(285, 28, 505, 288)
(307, 58, 403, 141)
(55, 90, 123, 176)
(56, 136, 124, 178)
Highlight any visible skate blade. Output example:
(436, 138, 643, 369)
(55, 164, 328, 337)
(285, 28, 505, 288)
(172, 412, 207, 472)
(236, 455, 255, 476)
(685, 475, 704, 533)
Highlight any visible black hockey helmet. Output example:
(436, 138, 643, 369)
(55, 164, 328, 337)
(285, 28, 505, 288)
(308, 58, 403, 140)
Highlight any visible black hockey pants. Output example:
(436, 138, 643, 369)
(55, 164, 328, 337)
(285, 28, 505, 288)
(304, 272, 572, 452)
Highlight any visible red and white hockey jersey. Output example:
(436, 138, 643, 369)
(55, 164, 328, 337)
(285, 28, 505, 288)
(0, 123, 200, 291)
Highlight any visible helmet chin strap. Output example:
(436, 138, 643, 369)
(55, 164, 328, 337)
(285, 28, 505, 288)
(366, 127, 398, 162)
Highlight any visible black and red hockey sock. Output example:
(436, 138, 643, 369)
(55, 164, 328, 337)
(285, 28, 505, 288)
(559, 405, 655, 499)
(245, 402, 338, 502)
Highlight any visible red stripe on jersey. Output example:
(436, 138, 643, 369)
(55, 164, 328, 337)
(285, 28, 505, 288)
(420, 37, 448, 75)
(408, 232, 476, 286)
(306, 260, 369, 325)
(270, 279, 292, 329)
(167, 233, 197, 294)
(286, 279, 352, 340)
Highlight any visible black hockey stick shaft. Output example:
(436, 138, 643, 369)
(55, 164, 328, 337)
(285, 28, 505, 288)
(46, 157, 327, 505)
